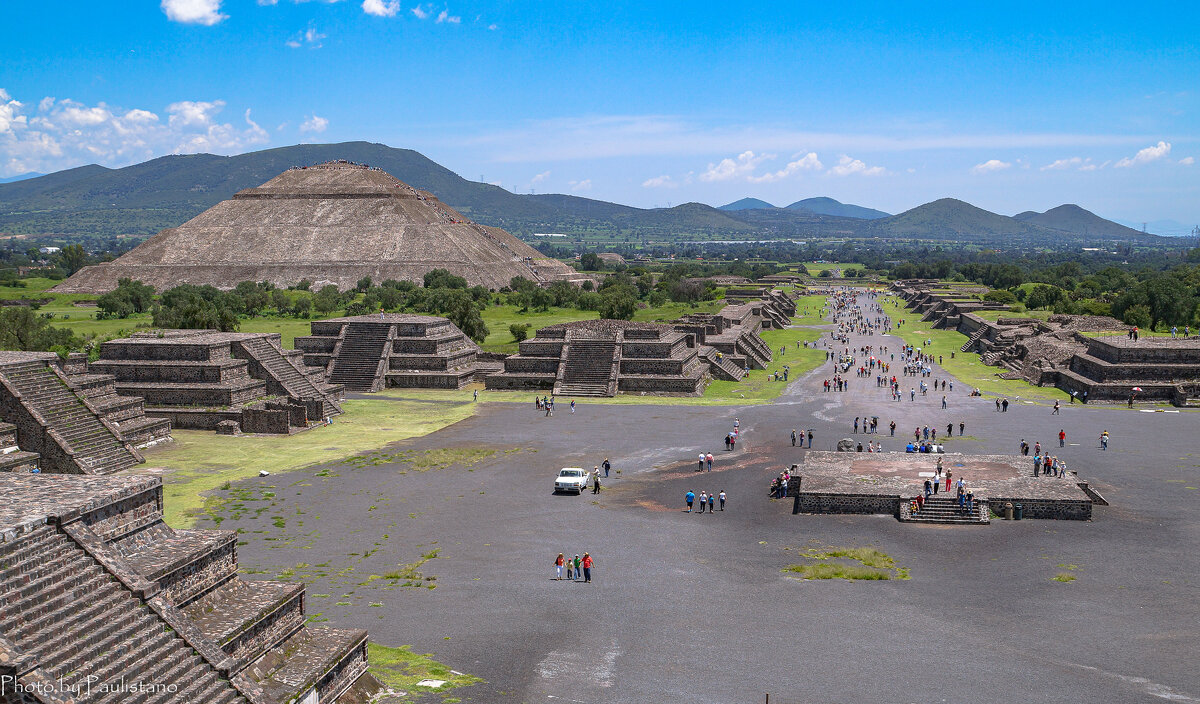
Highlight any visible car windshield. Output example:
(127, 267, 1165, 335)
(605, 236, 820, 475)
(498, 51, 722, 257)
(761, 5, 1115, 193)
(559, 470, 582, 477)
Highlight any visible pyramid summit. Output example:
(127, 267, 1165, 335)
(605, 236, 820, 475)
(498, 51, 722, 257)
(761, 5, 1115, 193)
(53, 160, 584, 293)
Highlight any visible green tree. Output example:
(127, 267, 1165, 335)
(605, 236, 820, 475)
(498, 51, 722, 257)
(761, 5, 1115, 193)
(509, 323, 530, 342)
(152, 284, 240, 331)
(56, 244, 89, 275)
(291, 296, 313, 318)
(424, 268, 468, 289)
(0, 307, 78, 351)
(578, 253, 602, 271)
(599, 284, 638, 320)
(97, 278, 155, 319)
(314, 285, 341, 315)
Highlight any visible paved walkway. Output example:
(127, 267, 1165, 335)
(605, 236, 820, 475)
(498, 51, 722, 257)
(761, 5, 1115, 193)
(210, 288, 1200, 704)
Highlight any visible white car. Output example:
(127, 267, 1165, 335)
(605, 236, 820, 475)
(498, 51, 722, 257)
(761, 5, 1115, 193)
(554, 467, 592, 495)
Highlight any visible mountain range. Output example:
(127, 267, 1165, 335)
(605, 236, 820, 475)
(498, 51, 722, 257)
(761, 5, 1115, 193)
(0, 141, 1173, 245)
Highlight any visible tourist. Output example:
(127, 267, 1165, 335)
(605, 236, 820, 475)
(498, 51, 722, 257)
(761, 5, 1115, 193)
(792, 428, 797, 446)
(555, 553, 565, 580)
(698, 454, 705, 472)
(924, 478, 932, 499)
(685, 490, 695, 512)
(603, 457, 611, 477)
(570, 399, 575, 414)
(807, 430, 813, 447)
(996, 398, 1002, 412)
(698, 492, 707, 513)
(942, 395, 947, 409)
(719, 490, 726, 510)
(581, 553, 593, 583)
(946, 422, 953, 438)
(565, 557, 574, 581)
(1100, 430, 1109, 450)
(708, 492, 716, 513)
(574, 555, 582, 581)
(473, 389, 478, 402)
(706, 453, 714, 471)
(592, 473, 602, 494)
(1002, 398, 1009, 412)
(959, 422, 965, 435)
(1052, 400, 1060, 415)
(890, 420, 896, 436)
(1059, 429, 1066, 448)
(725, 434, 732, 451)
(945, 470, 952, 493)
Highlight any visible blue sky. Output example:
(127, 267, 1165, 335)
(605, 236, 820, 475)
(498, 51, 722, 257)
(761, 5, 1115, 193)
(3, 0, 1198, 230)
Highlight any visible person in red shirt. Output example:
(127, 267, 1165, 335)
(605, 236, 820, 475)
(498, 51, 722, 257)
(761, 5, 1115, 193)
(1059, 429, 1066, 448)
(581, 553, 594, 583)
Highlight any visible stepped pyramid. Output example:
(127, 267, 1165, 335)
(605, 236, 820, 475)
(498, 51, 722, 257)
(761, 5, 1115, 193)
(53, 161, 585, 293)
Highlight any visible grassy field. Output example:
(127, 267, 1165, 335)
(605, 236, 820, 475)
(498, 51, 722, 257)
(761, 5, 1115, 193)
(799, 262, 864, 276)
(791, 294, 831, 326)
(882, 298, 1069, 403)
(143, 395, 476, 528)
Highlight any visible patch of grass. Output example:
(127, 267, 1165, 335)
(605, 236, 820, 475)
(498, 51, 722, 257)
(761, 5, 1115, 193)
(784, 563, 891, 580)
(702, 325, 824, 404)
(367, 643, 482, 701)
(341, 447, 501, 471)
(790, 294, 832, 326)
(145, 395, 476, 528)
(1052, 573, 1077, 582)
(784, 545, 909, 581)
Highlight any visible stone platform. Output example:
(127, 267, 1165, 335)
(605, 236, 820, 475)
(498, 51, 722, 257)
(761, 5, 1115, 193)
(793, 451, 1096, 521)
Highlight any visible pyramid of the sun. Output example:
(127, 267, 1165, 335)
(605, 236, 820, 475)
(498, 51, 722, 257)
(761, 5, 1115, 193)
(53, 161, 585, 293)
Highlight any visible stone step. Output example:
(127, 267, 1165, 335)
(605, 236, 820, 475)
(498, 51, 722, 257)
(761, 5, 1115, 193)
(129, 650, 209, 704)
(18, 583, 129, 650)
(0, 527, 67, 579)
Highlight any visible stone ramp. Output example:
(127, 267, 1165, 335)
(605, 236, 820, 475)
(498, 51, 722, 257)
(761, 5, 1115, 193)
(328, 322, 389, 392)
(0, 358, 140, 474)
(235, 336, 341, 419)
(0, 524, 247, 704)
(554, 336, 618, 397)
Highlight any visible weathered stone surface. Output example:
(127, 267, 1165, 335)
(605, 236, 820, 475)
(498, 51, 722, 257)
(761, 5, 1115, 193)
(53, 161, 584, 293)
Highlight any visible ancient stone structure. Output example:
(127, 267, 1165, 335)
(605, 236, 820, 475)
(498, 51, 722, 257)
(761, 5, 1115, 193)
(792, 451, 1097, 523)
(53, 161, 586, 293)
(296, 314, 500, 392)
(894, 281, 1200, 406)
(485, 320, 709, 396)
(0, 473, 381, 703)
(91, 331, 343, 434)
(0, 352, 171, 475)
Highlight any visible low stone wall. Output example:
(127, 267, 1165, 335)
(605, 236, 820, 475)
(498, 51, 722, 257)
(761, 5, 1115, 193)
(80, 486, 163, 541)
(617, 375, 704, 394)
(148, 408, 242, 430)
(223, 591, 305, 661)
(243, 406, 293, 434)
(386, 372, 471, 389)
(1088, 337, 1200, 364)
(484, 373, 554, 391)
(620, 357, 691, 375)
(93, 359, 251, 384)
(796, 492, 900, 516)
(985, 496, 1091, 520)
(157, 540, 237, 606)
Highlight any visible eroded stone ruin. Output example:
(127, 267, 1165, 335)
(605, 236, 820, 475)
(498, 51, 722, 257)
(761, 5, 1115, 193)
(52, 161, 586, 293)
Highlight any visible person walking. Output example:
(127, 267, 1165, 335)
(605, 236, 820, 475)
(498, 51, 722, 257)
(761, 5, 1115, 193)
(698, 453, 705, 472)
(1100, 430, 1109, 450)
(603, 458, 611, 477)
(1002, 398, 1009, 412)
(959, 422, 965, 436)
(708, 492, 716, 513)
(791, 428, 797, 447)
(706, 453, 714, 471)
(889, 420, 896, 436)
(807, 430, 813, 447)
(573, 555, 582, 581)
(1058, 429, 1066, 448)
(942, 395, 947, 409)
(719, 490, 726, 511)
(1052, 400, 1060, 415)
(581, 553, 593, 583)
(698, 492, 707, 514)
(565, 556, 574, 581)
(685, 490, 695, 512)
(555, 553, 565, 580)
(592, 473, 602, 494)
(570, 399, 576, 414)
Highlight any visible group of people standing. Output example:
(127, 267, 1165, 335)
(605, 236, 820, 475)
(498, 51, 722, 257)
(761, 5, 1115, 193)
(554, 552, 594, 582)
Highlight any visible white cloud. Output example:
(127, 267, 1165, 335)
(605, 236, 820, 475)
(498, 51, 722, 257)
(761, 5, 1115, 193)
(829, 155, 885, 176)
(411, 5, 430, 18)
(699, 150, 772, 182)
(970, 159, 1011, 175)
(1180, 156, 1195, 165)
(488, 23, 498, 30)
(287, 25, 326, 48)
(37, 97, 55, 113)
(530, 170, 549, 184)
(1041, 157, 1083, 171)
(161, 0, 227, 25)
(642, 174, 676, 188)
(362, 0, 400, 16)
(747, 152, 822, 183)
(1115, 141, 1171, 168)
(300, 115, 329, 133)
(569, 179, 592, 192)
(0, 89, 272, 176)
(437, 9, 461, 23)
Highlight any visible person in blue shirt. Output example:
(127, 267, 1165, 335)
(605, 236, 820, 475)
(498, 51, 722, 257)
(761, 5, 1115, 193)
(685, 491, 695, 512)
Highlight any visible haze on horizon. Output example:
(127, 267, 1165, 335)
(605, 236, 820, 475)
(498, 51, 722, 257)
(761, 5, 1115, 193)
(3, 0, 1198, 230)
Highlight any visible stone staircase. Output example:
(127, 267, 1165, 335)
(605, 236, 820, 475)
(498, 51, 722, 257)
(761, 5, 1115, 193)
(899, 495, 990, 525)
(701, 349, 745, 381)
(328, 323, 390, 392)
(0, 524, 247, 703)
(237, 337, 342, 419)
(554, 337, 618, 396)
(0, 360, 140, 474)
(0, 422, 39, 473)
(961, 328, 987, 353)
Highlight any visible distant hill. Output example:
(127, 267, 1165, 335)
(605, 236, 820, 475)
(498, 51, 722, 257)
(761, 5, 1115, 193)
(786, 196, 889, 220)
(866, 198, 1063, 242)
(718, 197, 776, 211)
(0, 172, 46, 184)
(1014, 204, 1163, 239)
(0, 142, 1174, 245)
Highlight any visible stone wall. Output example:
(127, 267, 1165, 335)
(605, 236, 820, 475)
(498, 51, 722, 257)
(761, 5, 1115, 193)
(80, 487, 163, 542)
(157, 540, 237, 606)
(796, 492, 901, 516)
(985, 496, 1092, 520)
